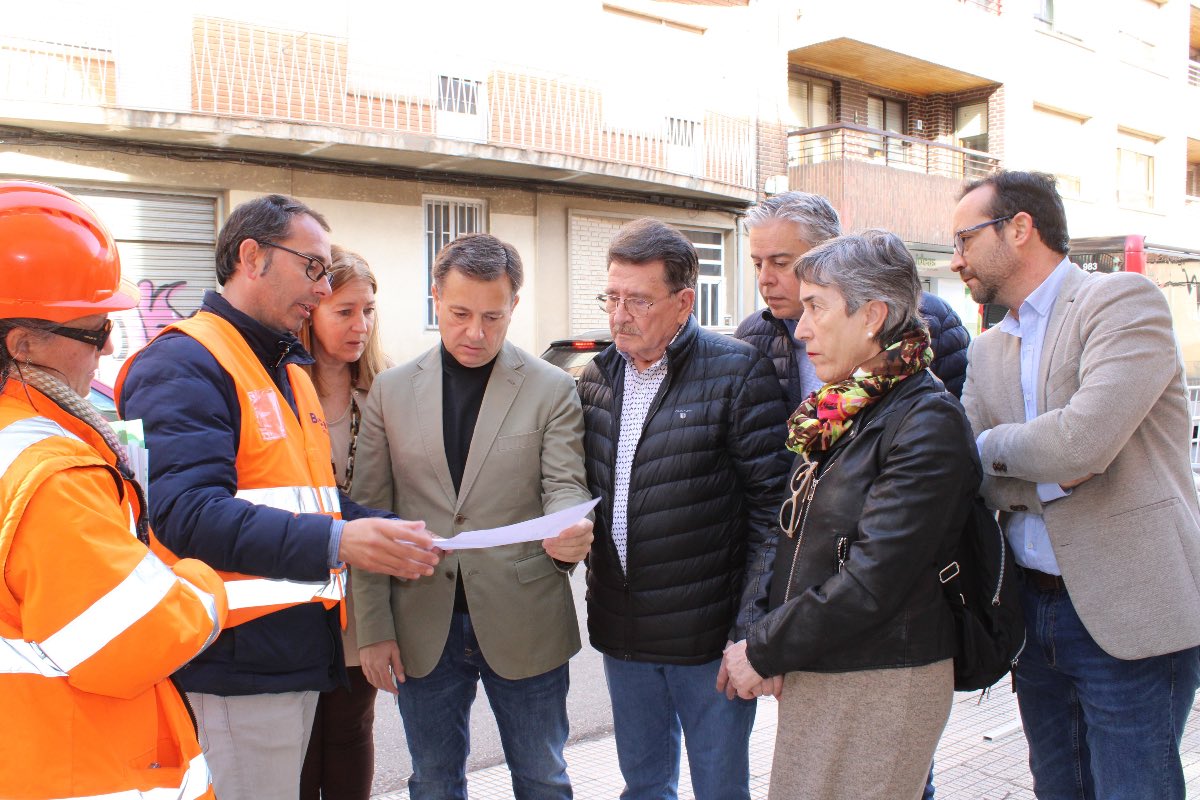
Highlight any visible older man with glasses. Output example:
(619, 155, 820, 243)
(117, 194, 440, 800)
(578, 218, 790, 800)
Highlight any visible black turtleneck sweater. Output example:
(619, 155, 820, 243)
(441, 345, 497, 612)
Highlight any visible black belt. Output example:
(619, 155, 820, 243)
(1022, 567, 1066, 593)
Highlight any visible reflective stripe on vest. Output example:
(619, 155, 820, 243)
(223, 570, 345, 612)
(0, 552, 212, 676)
(52, 752, 211, 800)
(0, 416, 83, 477)
(234, 485, 341, 515)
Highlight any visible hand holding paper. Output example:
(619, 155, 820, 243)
(433, 498, 600, 551)
(543, 517, 594, 564)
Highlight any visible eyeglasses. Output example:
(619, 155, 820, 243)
(596, 291, 678, 318)
(48, 318, 113, 351)
(259, 241, 332, 283)
(953, 215, 1013, 255)
(778, 458, 818, 539)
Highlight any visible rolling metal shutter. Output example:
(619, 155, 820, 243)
(67, 188, 218, 383)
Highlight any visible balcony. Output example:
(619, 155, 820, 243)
(787, 124, 999, 244)
(0, 18, 756, 202)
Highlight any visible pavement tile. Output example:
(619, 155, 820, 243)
(376, 685, 1200, 799)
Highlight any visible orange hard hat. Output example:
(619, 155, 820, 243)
(0, 180, 140, 323)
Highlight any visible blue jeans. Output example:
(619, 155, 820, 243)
(394, 612, 571, 800)
(1015, 583, 1200, 800)
(602, 655, 755, 800)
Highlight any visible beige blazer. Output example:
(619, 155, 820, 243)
(962, 264, 1200, 660)
(351, 341, 591, 680)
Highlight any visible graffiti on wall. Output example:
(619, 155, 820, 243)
(106, 277, 190, 362)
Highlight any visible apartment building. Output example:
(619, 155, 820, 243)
(4, 0, 1199, 380)
(764, 0, 1200, 372)
(0, 0, 766, 381)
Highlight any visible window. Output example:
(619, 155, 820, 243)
(787, 76, 833, 129)
(424, 198, 486, 325)
(867, 96, 908, 166)
(956, 102, 990, 180)
(683, 229, 725, 327)
(787, 76, 834, 165)
(1117, 129, 1159, 210)
(1035, 0, 1085, 38)
(1031, 105, 1089, 197)
(1117, 0, 1164, 70)
(438, 76, 480, 114)
(1187, 162, 1200, 199)
(436, 74, 487, 141)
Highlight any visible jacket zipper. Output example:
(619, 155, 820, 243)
(781, 410, 898, 604)
(782, 456, 840, 603)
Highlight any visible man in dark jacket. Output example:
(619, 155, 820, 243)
(579, 218, 790, 800)
(119, 195, 440, 800)
(735, 191, 970, 402)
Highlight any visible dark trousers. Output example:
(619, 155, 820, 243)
(300, 665, 379, 800)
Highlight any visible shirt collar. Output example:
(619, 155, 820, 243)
(997, 257, 1074, 334)
(201, 289, 312, 368)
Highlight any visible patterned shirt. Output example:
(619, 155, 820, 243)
(611, 349, 670, 571)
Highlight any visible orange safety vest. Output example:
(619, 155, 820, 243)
(0, 380, 223, 800)
(116, 311, 344, 627)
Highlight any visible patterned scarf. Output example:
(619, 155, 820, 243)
(785, 329, 933, 456)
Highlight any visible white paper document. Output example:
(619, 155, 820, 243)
(432, 497, 600, 550)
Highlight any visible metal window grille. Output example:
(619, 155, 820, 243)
(438, 76, 480, 115)
(683, 229, 725, 327)
(424, 198, 486, 326)
(666, 117, 697, 148)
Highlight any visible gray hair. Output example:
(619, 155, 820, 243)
(795, 230, 925, 347)
(744, 191, 842, 247)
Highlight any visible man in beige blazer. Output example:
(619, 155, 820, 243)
(352, 233, 593, 800)
(955, 170, 1200, 800)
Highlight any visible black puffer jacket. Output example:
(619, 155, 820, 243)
(733, 292, 971, 402)
(580, 317, 791, 665)
(732, 309, 807, 411)
(745, 370, 981, 677)
(919, 292, 970, 398)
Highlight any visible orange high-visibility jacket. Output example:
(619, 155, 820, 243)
(0, 380, 227, 800)
(117, 311, 344, 627)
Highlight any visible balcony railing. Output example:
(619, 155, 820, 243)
(787, 124, 1000, 181)
(0, 19, 755, 190)
(1189, 60, 1200, 88)
(959, 0, 1002, 15)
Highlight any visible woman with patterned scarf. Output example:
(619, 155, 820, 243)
(721, 230, 982, 800)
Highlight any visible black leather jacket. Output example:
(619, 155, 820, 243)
(745, 370, 981, 676)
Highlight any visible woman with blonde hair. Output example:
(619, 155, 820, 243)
(299, 245, 391, 800)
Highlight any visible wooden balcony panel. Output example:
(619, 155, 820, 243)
(789, 158, 969, 245)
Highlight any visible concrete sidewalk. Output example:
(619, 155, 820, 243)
(373, 685, 1200, 799)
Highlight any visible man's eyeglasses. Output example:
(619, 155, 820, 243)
(259, 241, 332, 283)
(48, 318, 113, 351)
(596, 291, 678, 318)
(953, 215, 1013, 255)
